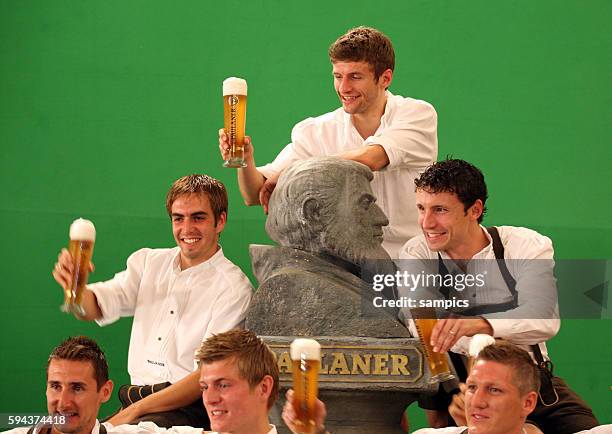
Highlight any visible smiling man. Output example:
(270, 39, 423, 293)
(51, 175, 253, 428)
(218, 26, 438, 258)
(412, 341, 540, 434)
(3, 336, 114, 434)
(398, 159, 598, 433)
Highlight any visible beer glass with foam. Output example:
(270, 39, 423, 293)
(411, 307, 455, 384)
(290, 338, 321, 434)
(222, 77, 248, 168)
(62, 218, 95, 316)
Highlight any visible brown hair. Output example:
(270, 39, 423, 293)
(196, 329, 279, 409)
(47, 336, 109, 390)
(475, 341, 540, 395)
(328, 26, 395, 81)
(166, 174, 228, 225)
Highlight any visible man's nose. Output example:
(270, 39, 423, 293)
(420, 210, 435, 229)
(57, 389, 73, 409)
(203, 388, 220, 406)
(470, 389, 488, 409)
(339, 76, 352, 93)
(373, 204, 389, 227)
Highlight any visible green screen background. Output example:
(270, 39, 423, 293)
(1, 0, 610, 429)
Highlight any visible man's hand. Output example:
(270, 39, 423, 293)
(52, 248, 95, 292)
(218, 129, 254, 163)
(449, 383, 467, 426)
(282, 389, 327, 434)
(259, 172, 280, 214)
(431, 316, 493, 353)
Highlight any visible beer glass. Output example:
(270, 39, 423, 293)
(411, 308, 455, 384)
(61, 218, 95, 316)
(222, 77, 248, 168)
(290, 338, 321, 434)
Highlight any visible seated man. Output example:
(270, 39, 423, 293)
(397, 159, 598, 432)
(3, 336, 114, 434)
(52, 175, 253, 427)
(108, 329, 279, 434)
(282, 341, 545, 434)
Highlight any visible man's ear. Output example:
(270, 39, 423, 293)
(258, 375, 274, 403)
(522, 391, 538, 416)
(215, 211, 227, 234)
(302, 198, 321, 224)
(99, 380, 114, 403)
(379, 68, 393, 89)
(469, 199, 484, 221)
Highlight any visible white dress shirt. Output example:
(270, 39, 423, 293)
(258, 92, 438, 258)
(398, 225, 560, 359)
(89, 247, 253, 385)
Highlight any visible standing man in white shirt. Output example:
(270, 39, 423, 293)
(219, 26, 438, 258)
(51, 175, 253, 428)
(398, 159, 598, 433)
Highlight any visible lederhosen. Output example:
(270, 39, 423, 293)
(27, 424, 107, 434)
(418, 227, 599, 434)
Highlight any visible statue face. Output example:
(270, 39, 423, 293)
(323, 174, 389, 263)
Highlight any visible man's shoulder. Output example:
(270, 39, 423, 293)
(398, 234, 435, 259)
(293, 107, 345, 131)
(207, 249, 253, 294)
(496, 225, 553, 257)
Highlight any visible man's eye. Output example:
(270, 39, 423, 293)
(489, 387, 502, 393)
(73, 385, 84, 392)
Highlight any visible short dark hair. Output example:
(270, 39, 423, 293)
(475, 341, 540, 396)
(47, 336, 109, 390)
(328, 26, 395, 81)
(166, 174, 228, 225)
(196, 329, 279, 409)
(415, 158, 488, 223)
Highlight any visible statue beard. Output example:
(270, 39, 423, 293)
(320, 223, 394, 278)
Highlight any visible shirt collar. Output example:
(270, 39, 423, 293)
(438, 225, 493, 261)
(172, 245, 225, 273)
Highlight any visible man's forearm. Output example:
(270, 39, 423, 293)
(237, 163, 265, 205)
(338, 145, 389, 171)
(74, 289, 102, 321)
(132, 371, 200, 416)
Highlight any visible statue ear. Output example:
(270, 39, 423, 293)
(302, 198, 321, 224)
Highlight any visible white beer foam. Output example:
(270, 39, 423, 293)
(69, 218, 96, 241)
(468, 334, 495, 358)
(223, 77, 248, 96)
(290, 338, 321, 360)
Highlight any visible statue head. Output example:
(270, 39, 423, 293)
(266, 157, 390, 265)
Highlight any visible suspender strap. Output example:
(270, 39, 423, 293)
(485, 226, 517, 298)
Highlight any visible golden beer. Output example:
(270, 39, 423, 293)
(222, 77, 248, 168)
(62, 218, 95, 316)
(411, 308, 455, 384)
(290, 339, 321, 434)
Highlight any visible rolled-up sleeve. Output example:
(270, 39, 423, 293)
(364, 98, 438, 170)
(89, 249, 149, 326)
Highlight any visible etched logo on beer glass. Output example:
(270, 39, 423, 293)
(290, 338, 321, 434)
(222, 77, 248, 168)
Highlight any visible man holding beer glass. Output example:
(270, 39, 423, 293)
(397, 159, 598, 433)
(218, 26, 437, 258)
(51, 175, 253, 428)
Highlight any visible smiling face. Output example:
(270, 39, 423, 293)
(200, 357, 271, 434)
(416, 189, 484, 259)
(171, 193, 226, 269)
(46, 359, 112, 434)
(332, 60, 391, 117)
(465, 360, 537, 434)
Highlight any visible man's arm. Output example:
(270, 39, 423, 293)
(218, 129, 265, 206)
(337, 144, 390, 171)
(107, 371, 201, 425)
(52, 248, 102, 321)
